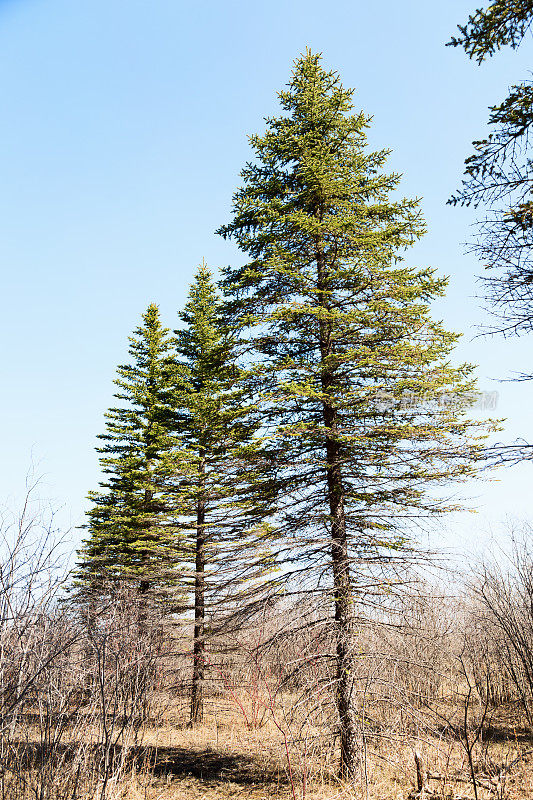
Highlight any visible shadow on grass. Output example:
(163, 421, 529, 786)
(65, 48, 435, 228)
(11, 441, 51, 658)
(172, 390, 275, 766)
(3, 741, 286, 788)
(145, 745, 281, 785)
(433, 722, 533, 745)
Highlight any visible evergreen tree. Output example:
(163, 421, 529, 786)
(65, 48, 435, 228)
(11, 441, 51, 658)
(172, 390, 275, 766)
(173, 263, 275, 726)
(448, 2, 533, 364)
(448, 1, 533, 63)
(76, 304, 181, 605)
(218, 51, 491, 778)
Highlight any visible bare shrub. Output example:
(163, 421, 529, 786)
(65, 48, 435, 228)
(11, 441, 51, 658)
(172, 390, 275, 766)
(0, 481, 163, 799)
(470, 529, 533, 722)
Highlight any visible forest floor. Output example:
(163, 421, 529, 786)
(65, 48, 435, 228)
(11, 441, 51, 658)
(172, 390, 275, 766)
(103, 699, 533, 800)
(9, 698, 533, 799)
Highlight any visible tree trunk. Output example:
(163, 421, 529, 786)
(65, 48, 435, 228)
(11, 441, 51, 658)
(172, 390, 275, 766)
(316, 239, 359, 780)
(324, 410, 359, 779)
(190, 453, 206, 726)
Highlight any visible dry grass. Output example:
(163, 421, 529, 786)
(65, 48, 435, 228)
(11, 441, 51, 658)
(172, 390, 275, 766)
(10, 693, 531, 800)
(2, 497, 532, 800)
(126, 703, 533, 800)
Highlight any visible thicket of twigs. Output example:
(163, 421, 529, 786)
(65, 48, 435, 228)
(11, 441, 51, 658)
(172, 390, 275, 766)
(2, 486, 533, 799)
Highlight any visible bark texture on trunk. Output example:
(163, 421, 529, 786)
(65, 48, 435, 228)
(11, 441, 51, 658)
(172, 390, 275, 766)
(190, 454, 206, 727)
(317, 241, 359, 780)
(326, 428, 359, 779)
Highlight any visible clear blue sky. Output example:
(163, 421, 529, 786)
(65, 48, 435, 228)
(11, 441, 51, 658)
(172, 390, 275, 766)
(1, 0, 531, 555)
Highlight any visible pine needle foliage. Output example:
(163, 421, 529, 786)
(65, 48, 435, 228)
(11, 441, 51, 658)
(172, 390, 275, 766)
(447, 0, 533, 63)
(173, 263, 276, 724)
(218, 50, 492, 777)
(448, 3, 533, 359)
(76, 304, 182, 604)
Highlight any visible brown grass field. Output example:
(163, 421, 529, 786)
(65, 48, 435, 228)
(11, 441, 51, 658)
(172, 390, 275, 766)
(7, 689, 533, 800)
(3, 513, 533, 800)
(118, 701, 533, 800)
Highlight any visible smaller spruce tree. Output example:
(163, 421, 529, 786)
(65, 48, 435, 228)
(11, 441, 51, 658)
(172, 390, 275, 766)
(173, 263, 276, 726)
(76, 303, 182, 607)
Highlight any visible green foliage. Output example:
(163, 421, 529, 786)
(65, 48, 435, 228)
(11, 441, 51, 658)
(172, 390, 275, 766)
(173, 263, 276, 617)
(76, 303, 182, 602)
(447, 1, 533, 63)
(449, 3, 533, 349)
(219, 50, 490, 573)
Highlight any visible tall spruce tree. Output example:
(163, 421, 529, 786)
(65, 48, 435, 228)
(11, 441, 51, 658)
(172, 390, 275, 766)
(218, 51, 491, 778)
(173, 264, 275, 726)
(76, 304, 181, 605)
